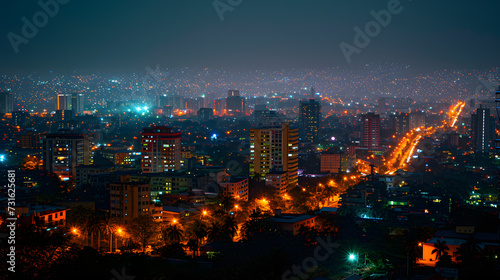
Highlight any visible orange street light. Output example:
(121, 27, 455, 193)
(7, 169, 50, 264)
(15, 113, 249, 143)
(71, 227, 78, 234)
(172, 219, 177, 224)
(203, 210, 208, 216)
(302, 188, 306, 192)
(234, 205, 239, 209)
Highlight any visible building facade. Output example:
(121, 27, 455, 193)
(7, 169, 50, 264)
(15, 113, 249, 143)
(0, 92, 13, 114)
(225, 90, 246, 116)
(219, 177, 249, 201)
(299, 99, 321, 143)
(362, 113, 381, 149)
(471, 106, 495, 153)
(57, 93, 84, 114)
(42, 131, 90, 181)
(250, 123, 299, 190)
(141, 126, 181, 173)
(109, 176, 151, 224)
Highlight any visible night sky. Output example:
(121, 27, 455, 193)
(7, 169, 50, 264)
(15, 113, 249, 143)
(1, 0, 499, 71)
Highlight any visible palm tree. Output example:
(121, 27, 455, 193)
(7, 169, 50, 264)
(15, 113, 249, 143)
(323, 183, 337, 205)
(223, 215, 238, 240)
(188, 219, 207, 250)
(162, 223, 184, 245)
(207, 221, 224, 242)
(70, 206, 92, 246)
(219, 195, 234, 213)
(432, 239, 449, 261)
(86, 213, 103, 250)
(100, 215, 115, 252)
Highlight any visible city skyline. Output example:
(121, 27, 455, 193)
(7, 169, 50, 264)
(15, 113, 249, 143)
(0, 1, 499, 279)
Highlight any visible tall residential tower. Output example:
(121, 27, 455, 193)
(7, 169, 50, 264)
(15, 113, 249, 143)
(141, 126, 181, 173)
(249, 123, 299, 193)
(299, 99, 321, 143)
(362, 113, 381, 149)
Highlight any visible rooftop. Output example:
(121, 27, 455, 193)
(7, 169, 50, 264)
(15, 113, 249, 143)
(270, 214, 316, 224)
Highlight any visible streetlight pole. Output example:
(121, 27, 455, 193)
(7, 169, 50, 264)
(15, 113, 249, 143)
(349, 253, 357, 275)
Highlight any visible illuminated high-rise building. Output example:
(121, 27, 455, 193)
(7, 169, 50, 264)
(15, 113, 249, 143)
(299, 99, 321, 143)
(12, 110, 30, 127)
(0, 92, 13, 114)
(197, 108, 214, 122)
(496, 86, 500, 152)
(409, 111, 426, 130)
(156, 94, 184, 110)
(390, 112, 410, 136)
(228, 90, 239, 97)
(471, 106, 495, 153)
(249, 123, 299, 191)
(495, 86, 500, 209)
(57, 93, 71, 111)
(109, 175, 151, 224)
(184, 97, 204, 112)
(377, 98, 387, 114)
(141, 126, 181, 173)
(310, 87, 316, 98)
(214, 99, 225, 116)
(71, 93, 84, 114)
(225, 90, 246, 116)
(57, 93, 84, 114)
(42, 130, 90, 181)
(362, 113, 380, 149)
